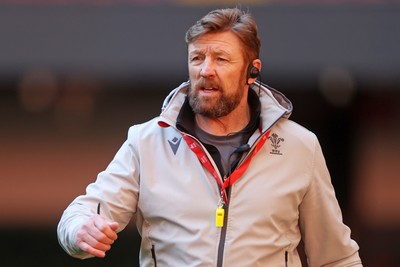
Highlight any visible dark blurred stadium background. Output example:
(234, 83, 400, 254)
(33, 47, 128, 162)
(0, 1, 399, 266)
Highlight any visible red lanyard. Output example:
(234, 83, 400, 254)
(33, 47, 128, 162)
(182, 130, 271, 203)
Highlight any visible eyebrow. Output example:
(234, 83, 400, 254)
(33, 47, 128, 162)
(189, 48, 231, 58)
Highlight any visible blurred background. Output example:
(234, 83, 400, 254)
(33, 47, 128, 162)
(0, 0, 399, 266)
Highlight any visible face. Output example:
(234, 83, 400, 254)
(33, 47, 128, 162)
(187, 31, 249, 118)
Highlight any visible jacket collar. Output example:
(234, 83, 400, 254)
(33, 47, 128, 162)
(158, 81, 292, 134)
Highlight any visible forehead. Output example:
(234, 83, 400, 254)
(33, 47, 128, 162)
(188, 31, 245, 55)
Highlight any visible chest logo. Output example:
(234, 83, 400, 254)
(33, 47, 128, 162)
(168, 137, 182, 155)
(268, 133, 284, 155)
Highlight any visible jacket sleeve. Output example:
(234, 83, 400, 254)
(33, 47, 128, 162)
(57, 126, 140, 259)
(299, 135, 362, 267)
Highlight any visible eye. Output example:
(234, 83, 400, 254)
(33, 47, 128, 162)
(190, 54, 204, 63)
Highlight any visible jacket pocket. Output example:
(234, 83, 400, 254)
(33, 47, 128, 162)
(151, 244, 157, 267)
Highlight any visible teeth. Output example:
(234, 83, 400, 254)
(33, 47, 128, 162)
(200, 86, 217, 91)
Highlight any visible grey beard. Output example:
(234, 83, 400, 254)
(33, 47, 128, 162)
(188, 91, 240, 118)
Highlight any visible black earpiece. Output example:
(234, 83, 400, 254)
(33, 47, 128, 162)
(248, 65, 260, 79)
(246, 65, 260, 85)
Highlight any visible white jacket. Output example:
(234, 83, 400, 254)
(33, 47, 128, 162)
(58, 81, 362, 266)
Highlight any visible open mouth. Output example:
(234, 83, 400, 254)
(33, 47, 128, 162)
(201, 87, 218, 91)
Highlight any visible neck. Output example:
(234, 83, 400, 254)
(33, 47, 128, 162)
(195, 103, 250, 136)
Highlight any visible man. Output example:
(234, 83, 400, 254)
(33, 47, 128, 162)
(58, 8, 362, 266)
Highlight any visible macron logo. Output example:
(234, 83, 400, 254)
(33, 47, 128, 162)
(168, 137, 182, 155)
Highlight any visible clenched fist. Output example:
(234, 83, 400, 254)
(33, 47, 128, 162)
(76, 214, 119, 258)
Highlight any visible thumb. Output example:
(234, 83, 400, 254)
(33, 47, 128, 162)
(108, 221, 119, 231)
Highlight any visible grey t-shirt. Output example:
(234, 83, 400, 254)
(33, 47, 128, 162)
(194, 124, 243, 178)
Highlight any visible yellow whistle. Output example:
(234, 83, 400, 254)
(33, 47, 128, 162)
(215, 207, 225, 227)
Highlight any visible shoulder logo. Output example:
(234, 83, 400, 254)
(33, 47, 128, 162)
(268, 133, 284, 155)
(168, 137, 182, 155)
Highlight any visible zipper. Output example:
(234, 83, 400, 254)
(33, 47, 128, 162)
(216, 130, 274, 267)
(285, 251, 288, 267)
(151, 244, 157, 267)
(216, 188, 231, 267)
(181, 129, 276, 267)
(180, 133, 227, 267)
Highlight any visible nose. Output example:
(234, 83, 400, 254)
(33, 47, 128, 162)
(200, 59, 215, 78)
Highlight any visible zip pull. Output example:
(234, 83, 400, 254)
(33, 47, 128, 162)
(97, 202, 101, 215)
(285, 251, 288, 267)
(215, 198, 225, 227)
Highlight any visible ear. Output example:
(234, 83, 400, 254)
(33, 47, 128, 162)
(247, 59, 262, 85)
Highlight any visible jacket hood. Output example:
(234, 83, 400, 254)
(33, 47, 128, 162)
(159, 80, 293, 132)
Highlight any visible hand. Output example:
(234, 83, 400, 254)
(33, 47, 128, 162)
(75, 214, 119, 258)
